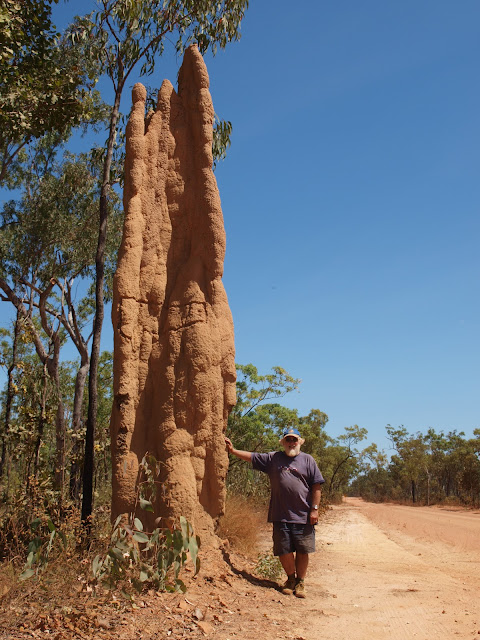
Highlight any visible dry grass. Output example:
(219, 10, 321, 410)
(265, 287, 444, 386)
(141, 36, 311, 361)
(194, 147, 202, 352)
(217, 493, 266, 557)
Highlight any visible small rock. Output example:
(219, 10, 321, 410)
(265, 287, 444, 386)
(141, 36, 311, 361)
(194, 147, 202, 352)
(197, 621, 214, 635)
(193, 608, 204, 621)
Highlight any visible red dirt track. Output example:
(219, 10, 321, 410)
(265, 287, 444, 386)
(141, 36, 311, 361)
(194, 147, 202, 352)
(299, 497, 480, 639)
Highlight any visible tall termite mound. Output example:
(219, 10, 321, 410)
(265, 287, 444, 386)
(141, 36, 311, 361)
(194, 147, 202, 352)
(110, 45, 236, 544)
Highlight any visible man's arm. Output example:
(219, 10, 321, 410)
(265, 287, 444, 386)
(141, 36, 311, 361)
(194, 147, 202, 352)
(225, 437, 252, 462)
(309, 483, 322, 525)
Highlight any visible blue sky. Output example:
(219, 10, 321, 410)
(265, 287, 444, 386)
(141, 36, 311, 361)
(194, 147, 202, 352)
(1, 1, 479, 453)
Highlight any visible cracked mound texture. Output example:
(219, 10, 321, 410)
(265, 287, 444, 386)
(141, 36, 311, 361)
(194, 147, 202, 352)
(110, 45, 236, 545)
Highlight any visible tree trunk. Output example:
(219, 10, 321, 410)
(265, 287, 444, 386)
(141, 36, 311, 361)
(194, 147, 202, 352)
(0, 310, 21, 479)
(45, 331, 65, 502)
(82, 88, 122, 529)
(33, 364, 49, 477)
(69, 358, 89, 502)
(54, 398, 66, 495)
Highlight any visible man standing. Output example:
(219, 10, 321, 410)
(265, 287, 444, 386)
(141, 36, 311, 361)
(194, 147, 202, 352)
(224, 428, 324, 598)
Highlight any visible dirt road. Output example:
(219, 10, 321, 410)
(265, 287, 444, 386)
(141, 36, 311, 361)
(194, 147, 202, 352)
(288, 498, 480, 640)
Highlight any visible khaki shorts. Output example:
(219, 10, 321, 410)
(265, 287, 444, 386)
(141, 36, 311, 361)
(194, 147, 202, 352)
(272, 522, 316, 555)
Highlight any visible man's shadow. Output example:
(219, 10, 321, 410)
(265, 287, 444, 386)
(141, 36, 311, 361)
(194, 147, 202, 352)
(221, 547, 281, 591)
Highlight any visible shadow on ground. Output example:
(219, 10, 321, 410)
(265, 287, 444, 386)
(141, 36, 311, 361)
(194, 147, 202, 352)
(221, 548, 280, 591)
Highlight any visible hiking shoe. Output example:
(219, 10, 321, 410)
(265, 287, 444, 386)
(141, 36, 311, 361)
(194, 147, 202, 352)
(281, 575, 296, 595)
(294, 579, 306, 598)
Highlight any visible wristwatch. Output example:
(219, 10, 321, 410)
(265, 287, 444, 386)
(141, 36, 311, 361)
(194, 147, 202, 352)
(311, 505, 318, 510)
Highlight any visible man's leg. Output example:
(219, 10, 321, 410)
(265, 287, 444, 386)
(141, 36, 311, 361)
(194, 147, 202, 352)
(278, 552, 297, 595)
(278, 552, 296, 577)
(294, 553, 309, 598)
(295, 552, 309, 580)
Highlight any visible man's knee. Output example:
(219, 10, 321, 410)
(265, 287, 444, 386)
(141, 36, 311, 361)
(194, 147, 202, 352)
(273, 522, 316, 555)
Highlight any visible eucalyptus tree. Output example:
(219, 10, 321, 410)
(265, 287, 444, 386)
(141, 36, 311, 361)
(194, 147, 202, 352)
(386, 425, 428, 503)
(227, 363, 301, 452)
(300, 409, 331, 458)
(0, 0, 102, 184)
(324, 425, 368, 498)
(463, 430, 480, 506)
(0, 135, 123, 499)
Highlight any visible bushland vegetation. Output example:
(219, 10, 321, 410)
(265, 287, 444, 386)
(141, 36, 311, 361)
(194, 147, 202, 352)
(0, 0, 250, 603)
(2, 1, 480, 611)
(1, 0, 249, 528)
(350, 425, 480, 507)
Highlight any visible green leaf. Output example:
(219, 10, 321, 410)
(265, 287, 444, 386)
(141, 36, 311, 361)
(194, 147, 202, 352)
(133, 531, 149, 543)
(92, 555, 103, 577)
(189, 536, 199, 574)
(108, 547, 124, 562)
(58, 531, 67, 548)
(134, 517, 143, 531)
(113, 514, 123, 529)
(30, 518, 42, 532)
(175, 578, 187, 593)
(26, 551, 35, 568)
(27, 538, 41, 555)
(19, 567, 35, 581)
(180, 515, 188, 540)
(172, 530, 184, 553)
(139, 498, 154, 512)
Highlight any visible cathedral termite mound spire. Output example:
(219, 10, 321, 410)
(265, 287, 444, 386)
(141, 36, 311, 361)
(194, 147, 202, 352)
(110, 44, 236, 544)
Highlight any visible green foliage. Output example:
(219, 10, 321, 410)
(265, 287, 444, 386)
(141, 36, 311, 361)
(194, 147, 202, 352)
(0, 136, 122, 289)
(320, 425, 367, 500)
(0, 0, 104, 183)
(92, 455, 200, 595)
(226, 364, 300, 498)
(0, 128, 121, 505)
(226, 363, 367, 501)
(0, 321, 57, 482)
(74, 0, 249, 78)
(19, 515, 67, 580)
(0, 469, 82, 577)
(212, 115, 232, 166)
(228, 364, 300, 450)
(351, 426, 480, 507)
(0, 307, 112, 506)
(255, 551, 283, 581)
(68, 0, 248, 177)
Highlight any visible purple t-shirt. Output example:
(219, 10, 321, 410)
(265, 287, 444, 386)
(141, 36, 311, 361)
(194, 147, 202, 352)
(251, 451, 325, 523)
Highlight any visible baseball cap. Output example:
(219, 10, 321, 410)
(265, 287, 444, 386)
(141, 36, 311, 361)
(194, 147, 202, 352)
(282, 428, 301, 440)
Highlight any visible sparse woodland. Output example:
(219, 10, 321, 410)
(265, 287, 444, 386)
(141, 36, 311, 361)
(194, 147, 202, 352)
(1, 0, 479, 618)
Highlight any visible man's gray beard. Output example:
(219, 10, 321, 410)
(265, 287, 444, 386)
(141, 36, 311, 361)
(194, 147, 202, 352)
(284, 444, 300, 457)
